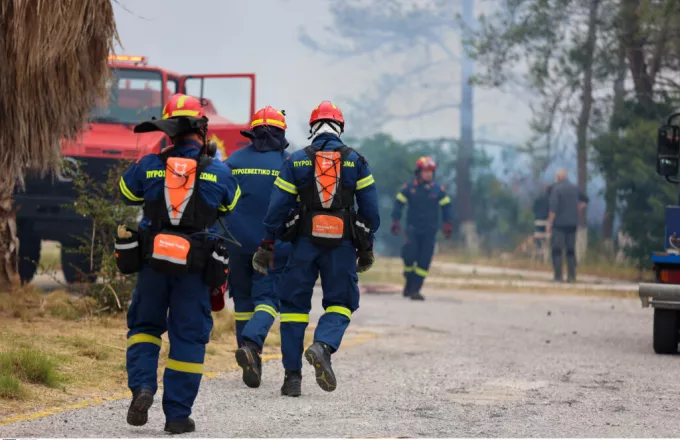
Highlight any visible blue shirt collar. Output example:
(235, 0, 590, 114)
(311, 133, 343, 149)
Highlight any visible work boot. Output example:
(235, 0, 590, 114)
(410, 291, 425, 301)
(164, 417, 195, 434)
(126, 388, 154, 427)
(281, 370, 302, 397)
(304, 342, 337, 392)
(235, 340, 262, 388)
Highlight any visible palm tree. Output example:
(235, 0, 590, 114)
(0, 0, 118, 289)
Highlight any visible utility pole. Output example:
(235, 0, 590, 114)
(457, 0, 479, 253)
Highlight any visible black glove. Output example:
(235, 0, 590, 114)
(252, 240, 275, 275)
(356, 247, 375, 273)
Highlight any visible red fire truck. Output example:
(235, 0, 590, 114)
(14, 55, 256, 284)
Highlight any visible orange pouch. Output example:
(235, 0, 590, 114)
(150, 232, 193, 275)
(308, 212, 346, 247)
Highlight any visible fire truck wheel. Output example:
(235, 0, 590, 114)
(653, 308, 679, 354)
(18, 228, 41, 285)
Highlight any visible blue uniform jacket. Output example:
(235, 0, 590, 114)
(119, 140, 241, 231)
(391, 178, 452, 235)
(224, 143, 291, 254)
(262, 133, 380, 242)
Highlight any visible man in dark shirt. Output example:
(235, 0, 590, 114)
(547, 169, 589, 282)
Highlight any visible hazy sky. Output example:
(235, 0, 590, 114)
(112, 0, 534, 148)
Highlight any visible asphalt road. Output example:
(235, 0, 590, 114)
(5, 286, 680, 438)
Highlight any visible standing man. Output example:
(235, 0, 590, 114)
(391, 157, 453, 301)
(253, 101, 380, 397)
(222, 105, 292, 389)
(546, 168, 589, 282)
(119, 94, 241, 434)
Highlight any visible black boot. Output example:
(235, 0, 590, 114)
(410, 292, 425, 301)
(235, 340, 262, 388)
(304, 342, 337, 392)
(402, 277, 413, 297)
(566, 253, 577, 283)
(281, 370, 302, 397)
(126, 388, 154, 427)
(164, 417, 195, 434)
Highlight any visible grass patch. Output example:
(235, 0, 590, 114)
(0, 373, 23, 399)
(0, 349, 61, 388)
(439, 251, 653, 282)
(44, 292, 97, 320)
(210, 308, 235, 341)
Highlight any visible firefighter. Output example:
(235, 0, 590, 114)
(118, 94, 240, 434)
(222, 105, 292, 388)
(391, 156, 452, 301)
(253, 101, 380, 397)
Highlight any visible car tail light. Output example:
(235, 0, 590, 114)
(660, 268, 680, 283)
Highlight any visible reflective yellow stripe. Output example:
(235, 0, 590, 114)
(439, 195, 451, 206)
(396, 193, 408, 203)
(274, 177, 298, 195)
(255, 304, 277, 319)
(280, 313, 309, 323)
(356, 174, 375, 190)
(228, 185, 241, 211)
(251, 118, 286, 128)
(177, 95, 188, 108)
(325, 306, 352, 319)
(404, 265, 415, 273)
(414, 266, 429, 277)
(169, 109, 200, 117)
(119, 178, 143, 202)
(126, 333, 162, 348)
(166, 358, 204, 374)
(234, 312, 254, 321)
(219, 185, 242, 212)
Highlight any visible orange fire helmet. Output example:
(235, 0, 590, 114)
(416, 156, 437, 172)
(309, 101, 344, 127)
(162, 94, 206, 120)
(250, 106, 287, 130)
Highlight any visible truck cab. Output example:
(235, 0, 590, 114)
(639, 112, 680, 353)
(14, 55, 256, 284)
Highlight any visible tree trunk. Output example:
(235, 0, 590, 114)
(458, 0, 479, 253)
(0, 185, 21, 290)
(574, 0, 600, 261)
(602, 42, 628, 252)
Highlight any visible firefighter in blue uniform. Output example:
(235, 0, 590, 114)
(118, 94, 240, 434)
(391, 156, 452, 301)
(221, 105, 292, 388)
(253, 101, 380, 397)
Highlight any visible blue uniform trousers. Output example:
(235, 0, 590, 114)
(229, 246, 289, 349)
(401, 229, 437, 294)
(126, 266, 212, 422)
(278, 237, 359, 371)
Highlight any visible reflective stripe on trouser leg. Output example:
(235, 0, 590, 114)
(234, 311, 253, 347)
(162, 272, 212, 422)
(126, 267, 170, 395)
(411, 236, 436, 292)
(126, 332, 163, 394)
(280, 312, 310, 371)
(242, 303, 278, 349)
(314, 306, 352, 353)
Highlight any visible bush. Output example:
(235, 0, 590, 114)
(64, 159, 140, 311)
(0, 348, 60, 388)
(0, 373, 23, 399)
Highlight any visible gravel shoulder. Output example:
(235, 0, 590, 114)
(5, 287, 678, 438)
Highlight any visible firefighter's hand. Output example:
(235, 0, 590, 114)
(390, 220, 401, 236)
(252, 240, 275, 275)
(442, 223, 453, 239)
(117, 225, 132, 239)
(356, 249, 375, 273)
